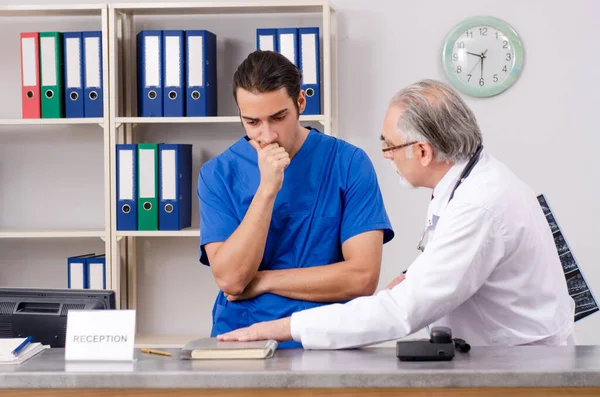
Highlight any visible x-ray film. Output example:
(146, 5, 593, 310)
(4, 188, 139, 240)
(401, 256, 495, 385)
(537, 194, 598, 321)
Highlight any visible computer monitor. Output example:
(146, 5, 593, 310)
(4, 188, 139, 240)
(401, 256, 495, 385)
(0, 288, 116, 348)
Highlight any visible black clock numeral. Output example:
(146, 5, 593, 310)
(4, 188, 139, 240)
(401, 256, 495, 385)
(493, 74, 499, 83)
(479, 27, 488, 36)
(479, 78, 485, 87)
(496, 32, 499, 39)
(465, 31, 473, 38)
(502, 65, 508, 73)
(506, 53, 512, 61)
(458, 42, 465, 48)
(467, 74, 472, 82)
(453, 53, 458, 61)
(503, 40, 509, 49)
(456, 65, 462, 74)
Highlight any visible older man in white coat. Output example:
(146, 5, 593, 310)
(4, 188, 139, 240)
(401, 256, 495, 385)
(218, 79, 576, 349)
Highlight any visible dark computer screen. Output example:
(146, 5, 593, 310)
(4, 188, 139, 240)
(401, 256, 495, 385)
(0, 288, 116, 347)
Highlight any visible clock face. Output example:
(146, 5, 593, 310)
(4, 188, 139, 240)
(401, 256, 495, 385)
(442, 17, 523, 97)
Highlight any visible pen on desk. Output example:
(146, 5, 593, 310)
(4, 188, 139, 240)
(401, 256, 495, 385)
(141, 348, 172, 357)
(11, 336, 32, 357)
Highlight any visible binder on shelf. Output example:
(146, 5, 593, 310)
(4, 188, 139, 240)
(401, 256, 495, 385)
(277, 28, 299, 67)
(159, 144, 193, 230)
(298, 27, 321, 115)
(138, 143, 159, 230)
(40, 32, 64, 118)
(163, 30, 185, 117)
(87, 254, 106, 290)
(256, 28, 278, 52)
(67, 253, 95, 289)
(185, 30, 217, 117)
(137, 30, 163, 117)
(116, 144, 138, 231)
(20, 32, 41, 119)
(63, 32, 84, 118)
(83, 31, 103, 118)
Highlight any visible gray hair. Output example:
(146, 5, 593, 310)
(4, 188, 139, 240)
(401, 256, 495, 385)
(389, 79, 482, 163)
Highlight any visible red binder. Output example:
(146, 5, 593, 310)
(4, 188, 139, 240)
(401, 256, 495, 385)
(20, 32, 41, 119)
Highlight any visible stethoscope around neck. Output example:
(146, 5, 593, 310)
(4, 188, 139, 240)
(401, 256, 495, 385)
(417, 145, 484, 252)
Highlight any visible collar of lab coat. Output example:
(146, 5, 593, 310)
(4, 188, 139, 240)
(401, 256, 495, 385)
(427, 156, 470, 221)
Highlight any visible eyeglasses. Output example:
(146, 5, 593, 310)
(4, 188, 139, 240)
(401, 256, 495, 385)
(381, 141, 418, 158)
(381, 141, 418, 153)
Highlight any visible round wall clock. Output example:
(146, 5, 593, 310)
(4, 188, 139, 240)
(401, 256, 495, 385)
(441, 16, 524, 97)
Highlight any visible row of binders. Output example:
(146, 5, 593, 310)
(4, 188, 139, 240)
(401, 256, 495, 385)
(67, 253, 106, 290)
(20, 31, 103, 119)
(137, 30, 217, 117)
(117, 143, 193, 231)
(256, 27, 321, 115)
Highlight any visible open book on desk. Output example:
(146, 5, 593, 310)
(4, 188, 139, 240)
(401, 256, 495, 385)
(0, 338, 49, 365)
(180, 338, 278, 360)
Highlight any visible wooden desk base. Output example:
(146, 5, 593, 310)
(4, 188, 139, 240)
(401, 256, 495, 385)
(4, 388, 600, 396)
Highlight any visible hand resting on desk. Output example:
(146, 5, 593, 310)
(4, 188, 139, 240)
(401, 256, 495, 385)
(218, 317, 293, 343)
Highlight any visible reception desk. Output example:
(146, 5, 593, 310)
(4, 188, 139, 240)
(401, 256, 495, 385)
(1, 345, 600, 396)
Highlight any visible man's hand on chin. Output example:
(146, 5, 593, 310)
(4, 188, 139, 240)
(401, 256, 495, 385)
(217, 317, 293, 342)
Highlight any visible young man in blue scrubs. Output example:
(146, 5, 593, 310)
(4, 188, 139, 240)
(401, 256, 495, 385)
(197, 50, 394, 348)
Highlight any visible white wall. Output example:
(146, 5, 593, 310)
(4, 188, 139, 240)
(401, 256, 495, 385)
(335, 0, 600, 345)
(1, 0, 599, 345)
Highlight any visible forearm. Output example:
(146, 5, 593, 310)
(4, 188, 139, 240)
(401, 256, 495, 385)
(211, 186, 275, 294)
(261, 260, 379, 302)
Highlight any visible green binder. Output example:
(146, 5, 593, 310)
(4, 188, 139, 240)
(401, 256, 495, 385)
(40, 32, 64, 118)
(138, 144, 159, 230)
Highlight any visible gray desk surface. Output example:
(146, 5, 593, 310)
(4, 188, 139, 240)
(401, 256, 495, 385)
(1, 345, 600, 389)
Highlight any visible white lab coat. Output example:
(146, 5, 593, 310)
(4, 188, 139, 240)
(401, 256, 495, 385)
(290, 149, 575, 349)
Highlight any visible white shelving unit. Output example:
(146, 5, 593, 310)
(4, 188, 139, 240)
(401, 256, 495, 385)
(0, 5, 112, 288)
(0, 118, 104, 126)
(109, 0, 337, 347)
(116, 228, 201, 238)
(115, 114, 326, 125)
(0, 0, 337, 348)
(0, 230, 107, 239)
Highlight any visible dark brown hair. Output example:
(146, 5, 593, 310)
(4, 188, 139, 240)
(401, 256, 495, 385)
(233, 50, 302, 112)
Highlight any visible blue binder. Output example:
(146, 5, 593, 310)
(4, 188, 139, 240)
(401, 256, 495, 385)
(298, 27, 321, 115)
(162, 30, 185, 117)
(185, 30, 217, 117)
(277, 28, 299, 66)
(87, 254, 106, 290)
(256, 28, 278, 52)
(82, 31, 103, 118)
(116, 144, 138, 230)
(158, 143, 192, 230)
(63, 32, 84, 118)
(68, 253, 95, 289)
(137, 30, 163, 117)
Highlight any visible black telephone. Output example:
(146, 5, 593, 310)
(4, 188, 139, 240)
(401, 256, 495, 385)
(396, 326, 470, 361)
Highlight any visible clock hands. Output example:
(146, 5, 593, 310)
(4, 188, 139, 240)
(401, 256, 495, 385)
(480, 55, 484, 79)
(461, 49, 488, 83)
(465, 50, 487, 59)
(480, 50, 488, 79)
(467, 58, 481, 77)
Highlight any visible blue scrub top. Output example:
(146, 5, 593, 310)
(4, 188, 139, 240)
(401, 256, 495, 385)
(197, 127, 394, 348)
